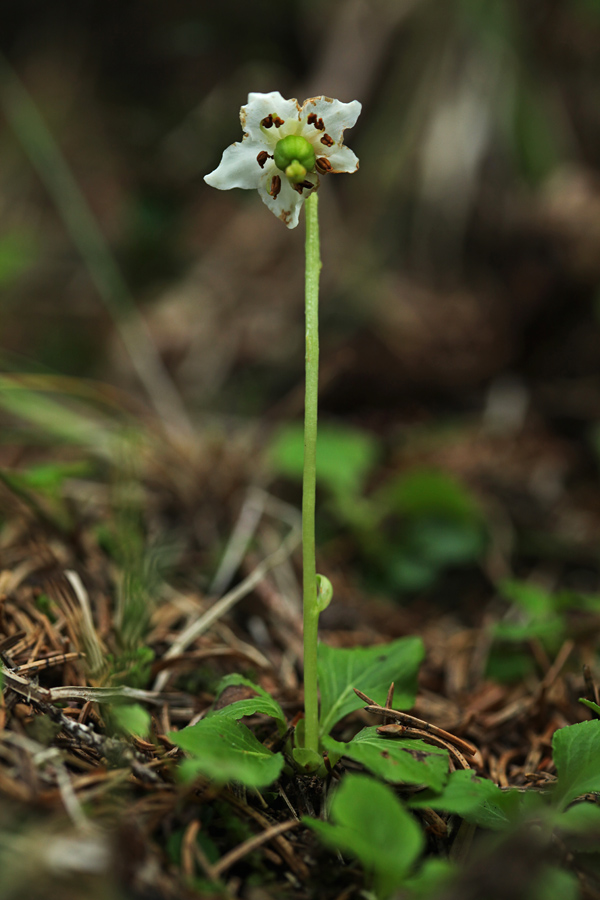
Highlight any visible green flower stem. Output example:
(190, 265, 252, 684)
(302, 192, 322, 757)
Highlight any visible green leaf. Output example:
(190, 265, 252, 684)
(493, 580, 565, 649)
(169, 717, 283, 788)
(401, 858, 456, 899)
(499, 580, 553, 617)
(318, 637, 424, 737)
(385, 553, 437, 592)
(305, 774, 424, 899)
(408, 518, 485, 566)
(381, 469, 479, 521)
(210, 674, 286, 733)
(493, 618, 563, 644)
(5, 460, 91, 496)
(408, 769, 522, 830)
(579, 698, 600, 717)
(555, 801, 600, 852)
(324, 728, 448, 790)
(552, 719, 600, 810)
(268, 422, 379, 496)
(553, 802, 600, 856)
(531, 866, 580, 900)
(111, 703, 151, 738)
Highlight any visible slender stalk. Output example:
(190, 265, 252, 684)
(302, 192, 322, 757)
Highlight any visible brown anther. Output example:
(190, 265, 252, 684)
(256, 151, 271, 169)
(292, 180, 315, 195)
(307, 113, 325, 131)
(320, 133, 334, 147)
(269, 175, 281, 198)
(261, 114, 274, 128)
(273, 116, 284, 128)
(316, 157, 332, 174)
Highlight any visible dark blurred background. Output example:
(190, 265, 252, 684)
(3, 0, 600, 596)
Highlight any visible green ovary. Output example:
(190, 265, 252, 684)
(274, 135, 316, 183)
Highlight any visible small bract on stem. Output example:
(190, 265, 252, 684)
(205, 91, 361, 763)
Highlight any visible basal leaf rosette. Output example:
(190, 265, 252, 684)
(205, 91, 361, 229)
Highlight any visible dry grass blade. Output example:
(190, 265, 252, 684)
(153, 498, 301, 691)
(0, 54, 192, 436)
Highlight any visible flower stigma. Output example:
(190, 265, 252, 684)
(285, 160, 307, 183)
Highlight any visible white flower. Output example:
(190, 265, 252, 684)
(205, 91, 361, 229)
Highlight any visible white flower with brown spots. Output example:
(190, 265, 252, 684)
(205, 91, 361, 229)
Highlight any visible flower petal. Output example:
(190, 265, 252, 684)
(257, 163, 314, 229)
(320, 144, 359, 174)
(300, 97, 361, 143)
(204, 139, 267, 190)
(241, 92, 301, 144)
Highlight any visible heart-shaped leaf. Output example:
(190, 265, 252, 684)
(318, 637, 424, 737)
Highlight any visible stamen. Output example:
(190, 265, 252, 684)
(316, 157, 332, 174)
(269, 175, 281, 198)
(261, 113, 284, 129)
(256, 151, 271, 168)
(307, 113, 325, 131)
(291, 180, 316, 194)
(320, 133, 334, 147)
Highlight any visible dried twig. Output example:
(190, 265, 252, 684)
(376, 724, 473, 770)
(353, 687, 478, 759)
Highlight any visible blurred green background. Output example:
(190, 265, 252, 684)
(3, 0, 600, 597)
